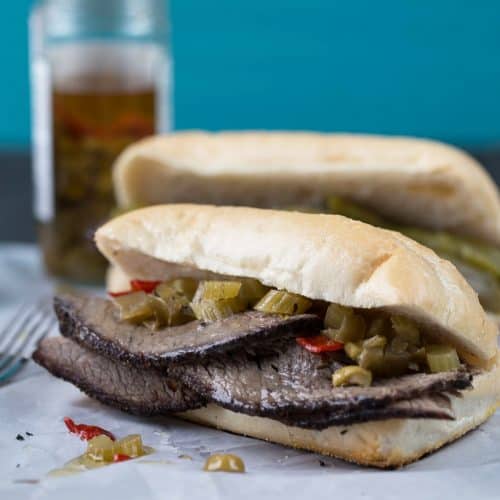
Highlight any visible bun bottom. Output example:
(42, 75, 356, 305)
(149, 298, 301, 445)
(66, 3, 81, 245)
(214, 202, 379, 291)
(179, 362, 500, 468)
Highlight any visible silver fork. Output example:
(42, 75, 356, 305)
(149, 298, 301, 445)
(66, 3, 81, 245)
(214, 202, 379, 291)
(0, 298, 57, 384)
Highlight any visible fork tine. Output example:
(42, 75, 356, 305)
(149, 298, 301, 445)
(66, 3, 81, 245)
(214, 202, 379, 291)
(0, 302, 50, 362)
(0, 302, 34, 351)
(0, 297, 52, 355)
(0, 311, 54, 378)
(0, 299, 54, 375)
(0, 305, 53, 359)
(0, 359, 26, 385)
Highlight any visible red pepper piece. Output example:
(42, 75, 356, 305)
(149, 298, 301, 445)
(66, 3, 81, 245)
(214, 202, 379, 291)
(113, 453, 132, 463)
(130, 280, 161, 293)
(63, 417, 115, 441)
(109, 290, 133, 298)
(296, 336, 344, 354)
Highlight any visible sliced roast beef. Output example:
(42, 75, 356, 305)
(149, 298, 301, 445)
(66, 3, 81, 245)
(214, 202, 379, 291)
(277, 394, 456, 428)
(33, 337, 204, 414)
(54, 295, 321, 368)
(34, 332, 470, 429)
(47, 294, 473, 430)
(174, 341, 472, 429)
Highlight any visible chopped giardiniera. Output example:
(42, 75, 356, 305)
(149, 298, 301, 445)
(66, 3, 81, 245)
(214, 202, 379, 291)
(381, 350, 412, 376)
(191, 299, 245, 322)
(238, 278, 269, 306)
(357, 335, 386, 374)
(152, 283, 193, 327)
(114, 434, 144, 458)
(86, 435, 115, 462)
(425, 344, 461, 373)
(113, 291, 155, 324)
(323, 304, 366, 343)
(324, 303, 351, 329)
(388, 335, 410, 354)
(145, 295, 171, 329)
(199, 281, 242, 301)
(254, 290, 312, 315)
(191, 281, 246, 322)
(332, 366, 372, 387)
(167, 278, 199, 301)
(363, 334, 388, 349)
(412, 347, 427, 364)
(366, 316, 391, 338)
(344, 341, 362, 361)
(112, 276, 464, 381)
(391, 315, 420, 345)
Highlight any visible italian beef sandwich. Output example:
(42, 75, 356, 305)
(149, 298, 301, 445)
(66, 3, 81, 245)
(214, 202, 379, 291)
(34, 205, 500, 468)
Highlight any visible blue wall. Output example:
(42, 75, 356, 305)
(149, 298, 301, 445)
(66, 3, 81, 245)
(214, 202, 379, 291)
(3, 1, 500, 148)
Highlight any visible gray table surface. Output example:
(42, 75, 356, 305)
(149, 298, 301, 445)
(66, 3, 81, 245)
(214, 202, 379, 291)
(2, 148, 500, 242)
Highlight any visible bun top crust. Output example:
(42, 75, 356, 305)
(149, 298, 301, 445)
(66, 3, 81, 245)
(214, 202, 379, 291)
(113, 131, 500, 246)
(96, 204, 497, 363)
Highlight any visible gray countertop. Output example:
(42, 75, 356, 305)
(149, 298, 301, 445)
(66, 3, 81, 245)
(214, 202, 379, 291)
(2, 148, 500, 242)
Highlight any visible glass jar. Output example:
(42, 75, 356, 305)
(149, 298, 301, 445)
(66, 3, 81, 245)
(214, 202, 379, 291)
(29, 0, 172, 283)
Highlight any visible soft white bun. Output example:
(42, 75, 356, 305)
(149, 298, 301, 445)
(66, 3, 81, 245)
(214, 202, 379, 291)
(113, 132, 500, 246)
(179, 356, 500, 468)
(106, 265, 131, 294)
(96, 204, 497, 362)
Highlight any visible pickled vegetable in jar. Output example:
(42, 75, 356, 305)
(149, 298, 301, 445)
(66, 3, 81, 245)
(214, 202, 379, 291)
(30, 0, 171, 283)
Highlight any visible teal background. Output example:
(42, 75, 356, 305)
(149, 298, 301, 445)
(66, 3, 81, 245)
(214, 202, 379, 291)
(3, 1, 500, 148)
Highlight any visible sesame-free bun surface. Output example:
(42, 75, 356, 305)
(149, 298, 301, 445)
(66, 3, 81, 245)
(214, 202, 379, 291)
(180, 357, 500, 468)
(96, 204, 497, 362)
(113, 132, 500, 246)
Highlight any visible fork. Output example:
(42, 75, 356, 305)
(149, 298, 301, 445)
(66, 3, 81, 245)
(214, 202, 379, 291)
(0, 298, 57, 384)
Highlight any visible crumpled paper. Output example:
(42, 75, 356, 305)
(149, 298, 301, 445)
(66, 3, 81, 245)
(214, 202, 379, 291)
(0, 245, 499, 499)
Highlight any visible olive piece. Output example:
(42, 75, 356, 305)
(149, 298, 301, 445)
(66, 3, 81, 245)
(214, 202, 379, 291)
(203, 454, 245, 473)
(332, 366, 372, 387)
